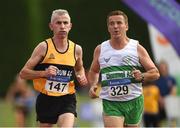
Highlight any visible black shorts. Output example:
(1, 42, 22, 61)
(143, 113, 159, 127)
(159, 107, 167, 120)
(36, 93, 77, 124)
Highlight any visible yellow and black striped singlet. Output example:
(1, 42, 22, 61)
(33, 38, 76, 96)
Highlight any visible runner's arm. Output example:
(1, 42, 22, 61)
(88, 45, 101, 98)
(137, 43, 160, 82)
(20, 42, 57, 79)
(74, 44, 88, 85)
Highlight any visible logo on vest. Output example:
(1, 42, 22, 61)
(48, 53, 55, 59)
(104, 57, 111, 63)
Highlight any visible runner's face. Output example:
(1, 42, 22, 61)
(107, 15, 128, 39)
(50, 14, 72, 39)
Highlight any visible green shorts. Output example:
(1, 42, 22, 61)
(103, 95, 144, 125)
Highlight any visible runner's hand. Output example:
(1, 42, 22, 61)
(131, 69, 143, 82)
(89, 85, 99, 99)
(45, 65, 58, 77)
(76, 74, 88, 86)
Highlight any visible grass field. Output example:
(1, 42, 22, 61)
(1, 94, 180, 127)
(0, 93, 103, 127)
(0, 99, 36, 127)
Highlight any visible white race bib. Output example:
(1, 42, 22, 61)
(45, 80, 69, 94)
(108, 85, 129, 97)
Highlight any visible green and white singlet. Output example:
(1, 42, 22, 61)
(99, 39, 143, 101)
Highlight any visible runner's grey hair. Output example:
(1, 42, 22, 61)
(51, 9, 71, 22)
